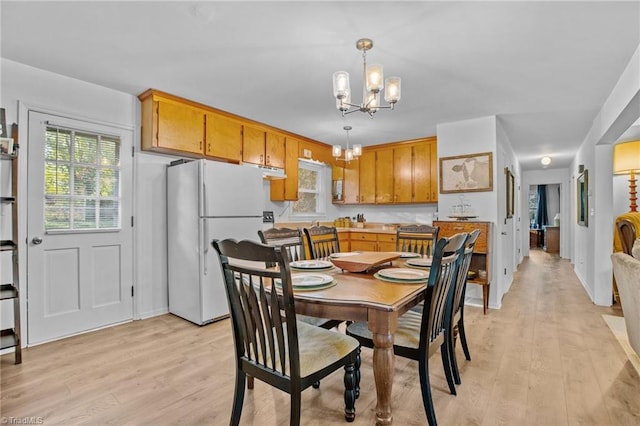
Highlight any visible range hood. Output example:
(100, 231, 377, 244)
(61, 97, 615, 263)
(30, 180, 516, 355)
(244, 163, 287, 180)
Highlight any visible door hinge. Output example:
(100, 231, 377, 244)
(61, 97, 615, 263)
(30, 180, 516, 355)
(131, 216, 134, 227)
(132, 146, 135, 157)
(504, 268, 507, 275)
(131, 286, 134, 297)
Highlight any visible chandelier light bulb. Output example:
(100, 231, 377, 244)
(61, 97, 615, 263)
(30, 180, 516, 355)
(333, 71, 350, 99)
(366, 64, 384, 92)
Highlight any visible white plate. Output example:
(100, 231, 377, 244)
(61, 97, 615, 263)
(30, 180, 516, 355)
(406, 257, 433, 267)
(329, 252, 360, 258)
(377, 268, 429, 281)
(291, 273, 333, 287)
(395, 251, 421, 259)
(290, 260, 333, 269)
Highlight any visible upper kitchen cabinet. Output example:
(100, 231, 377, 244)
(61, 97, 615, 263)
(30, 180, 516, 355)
(243, 125, 285, 168)
(205, 113, 242, 162)
(270, 136, 299, 201)
(412, 138, 438, 203)
(359, 150, 376, 203)
(299, 140, 333, 165)
(375, 147, 394, 204)
(139, 90, 205, 157)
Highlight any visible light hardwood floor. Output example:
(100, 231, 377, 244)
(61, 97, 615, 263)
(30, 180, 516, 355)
(2, 249, 639, 425)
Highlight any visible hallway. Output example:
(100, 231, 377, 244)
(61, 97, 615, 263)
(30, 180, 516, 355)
(1, 250, 638, 425)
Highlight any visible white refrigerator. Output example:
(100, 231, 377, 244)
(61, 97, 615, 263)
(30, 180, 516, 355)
(167, 159, 264, 325)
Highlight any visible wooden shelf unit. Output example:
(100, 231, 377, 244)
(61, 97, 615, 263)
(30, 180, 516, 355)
(0, 123, 22, 363)
(435, 220, 493, 314)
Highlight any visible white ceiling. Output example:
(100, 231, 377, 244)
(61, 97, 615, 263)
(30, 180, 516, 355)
(2, 1, 639, 170)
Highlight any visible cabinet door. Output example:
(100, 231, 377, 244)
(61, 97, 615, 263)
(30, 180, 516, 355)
(413, 142, 430, 203)
(359, 151, 376, 203)
(205, 113, 242, 162)
(156, 99, 204, 154)
(265, 131, 285, 168)
(393, 145, 413, 203)
(351, 240, 377, 252)
(375, 148, 394, 204)
(242, 125, 266, 165)
(271, 136, 300, 201)
(343, 159, 360, 204)
(430, 140, 438, 202)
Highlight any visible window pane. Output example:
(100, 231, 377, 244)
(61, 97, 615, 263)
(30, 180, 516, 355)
(73, 199, 96, 229)
(44, 126, 122, 232)
(292, 192, 318, 214)
(45, 162, 70, 195)
(99, 200, 120, 228)
(46, 128, 71, 161)
(101, 137, 120, 166)
(74, 132, 97, 164)
(44, 197, 70, 230)
(100, 168, 119, 197)
(298, 168, 318, 191)
(74, 166, 97, 196)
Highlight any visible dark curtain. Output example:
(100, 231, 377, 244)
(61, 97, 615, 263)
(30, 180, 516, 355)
(535, 185, 548, 228)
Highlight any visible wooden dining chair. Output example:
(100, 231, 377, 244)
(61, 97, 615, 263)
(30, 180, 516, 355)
(258, 227, 307, 263)
(258, 227, 342, 330)
(212, 238, 360, 425)
(303, 225, 341, 259)
(446, 229, 480, 386)
(346, 233, 467, 426)
(396, 224, 439, 257)
(617, 219, 637, 255)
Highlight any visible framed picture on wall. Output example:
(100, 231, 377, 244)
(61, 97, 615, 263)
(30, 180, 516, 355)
(577, 169, 588, 226)
(439, 152, 493, 193)
(505, 167, 514, 219)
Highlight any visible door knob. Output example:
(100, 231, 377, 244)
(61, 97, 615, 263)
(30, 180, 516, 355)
(32, 236, 43, 245)
(501, 232, 507, 235)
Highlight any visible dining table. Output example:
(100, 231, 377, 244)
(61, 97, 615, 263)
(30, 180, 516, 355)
(287, 252, 431, 426)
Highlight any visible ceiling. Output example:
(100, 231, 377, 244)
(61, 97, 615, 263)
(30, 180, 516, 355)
(2, 1, 639, 170)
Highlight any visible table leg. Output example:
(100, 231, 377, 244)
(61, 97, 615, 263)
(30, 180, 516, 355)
(372, 332, 395, 425)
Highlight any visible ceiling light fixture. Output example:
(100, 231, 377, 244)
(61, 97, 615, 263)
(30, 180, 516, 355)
(332, 38, 401, 118)
(333, 125, 361, 162)
(541, 156, 551, 166)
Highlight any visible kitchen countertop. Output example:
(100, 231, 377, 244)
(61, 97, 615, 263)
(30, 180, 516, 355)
(273, 222, 404, 234)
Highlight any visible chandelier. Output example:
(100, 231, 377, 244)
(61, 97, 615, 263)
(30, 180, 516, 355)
(332, 38, 401, 118)
(333, 125, 361, 162)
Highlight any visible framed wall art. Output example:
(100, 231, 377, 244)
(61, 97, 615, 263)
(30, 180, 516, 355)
(505, 167, 514, 218)
(439, 151, 493, 193)
(577, 169, 588, 226)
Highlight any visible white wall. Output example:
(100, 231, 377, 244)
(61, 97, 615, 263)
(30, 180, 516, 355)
(571, 42, 640, 306)
(436, 116, 517, 310)
(0, 59, 139, 336)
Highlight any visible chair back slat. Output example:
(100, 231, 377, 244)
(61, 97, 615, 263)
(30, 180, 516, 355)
(259, 227, 307, 263)
(421, 233, 466, 345)
(303, 226, 341, 259)
(396, 224, 439, 257)
(213, 239, 299, 380)
(451, 229, 480, 316)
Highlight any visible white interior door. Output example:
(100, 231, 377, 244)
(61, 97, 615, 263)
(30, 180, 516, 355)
(27, 111, 133, 345)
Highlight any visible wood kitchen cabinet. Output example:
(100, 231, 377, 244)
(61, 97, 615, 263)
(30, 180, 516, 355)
(393, 145, 413, 203)
(270, 136, 299, 201)
(349, 231, 397, 252)
(435, 220, 492, 314)
(375, 148, 394, 204)
(243, 125, 285, 169)
(413, 139, 438, 202)
(140, 91, 205, 156)
(205, 113, 242, 162)
(359, 151, 376, 203)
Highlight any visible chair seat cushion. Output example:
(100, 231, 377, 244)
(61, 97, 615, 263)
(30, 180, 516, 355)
(632, 238, 640, 260)
(297, 321, 359, 377)
(298, 314, 337, 328)
(347, 310, 423, 350)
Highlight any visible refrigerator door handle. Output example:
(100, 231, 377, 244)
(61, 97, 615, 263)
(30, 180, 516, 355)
(203, 218, 209, 276)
